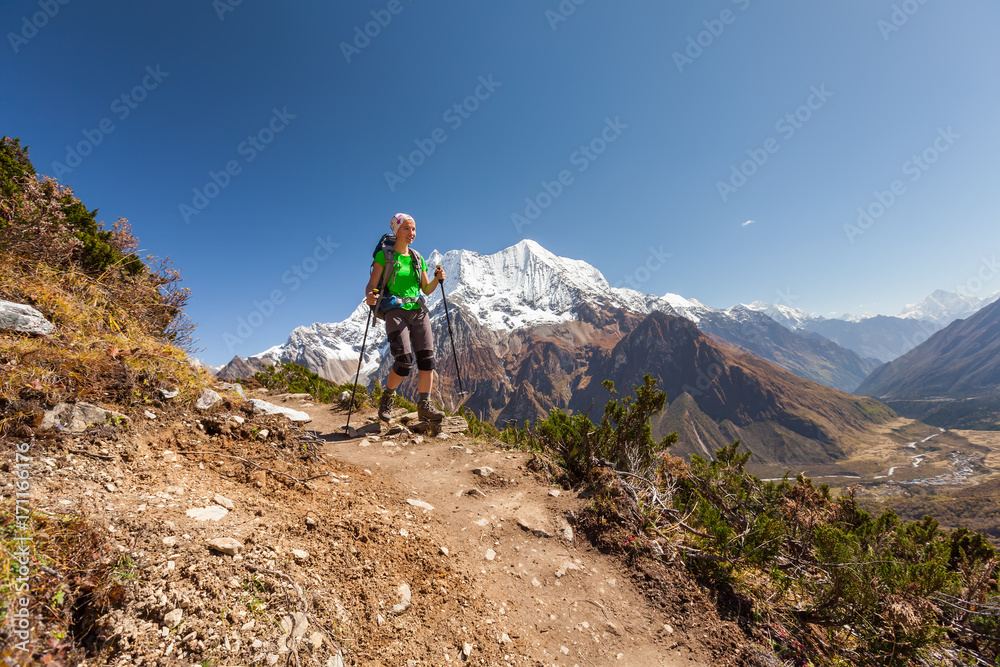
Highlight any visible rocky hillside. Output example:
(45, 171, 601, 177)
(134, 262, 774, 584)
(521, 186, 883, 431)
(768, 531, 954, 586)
(572, 311, 895, 464)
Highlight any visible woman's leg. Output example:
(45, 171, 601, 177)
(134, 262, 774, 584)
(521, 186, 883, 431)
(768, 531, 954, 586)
(416, 369, 433, 393)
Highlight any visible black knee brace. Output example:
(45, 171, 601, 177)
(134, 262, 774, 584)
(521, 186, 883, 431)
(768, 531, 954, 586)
(392, 354, 414, 376)
(416, 349, 436, 371)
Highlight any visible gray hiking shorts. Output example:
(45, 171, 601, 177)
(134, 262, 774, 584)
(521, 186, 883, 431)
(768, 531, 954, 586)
(384, 307, 435, 376)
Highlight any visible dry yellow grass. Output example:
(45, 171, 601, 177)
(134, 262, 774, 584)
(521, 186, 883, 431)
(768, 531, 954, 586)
(0, 254, 209, 433)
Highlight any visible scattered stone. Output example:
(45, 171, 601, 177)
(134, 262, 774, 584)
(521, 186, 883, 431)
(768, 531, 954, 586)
(466, 488, 487, 499)
(206, 538, 244, 556)
(195, 389, 222, 410)
(280, 611, 309, 644)
(213, 494, 234, 510)
(436, 433, 451, 440)
(548, 489, 561, 497)
(412, 435, 423, 445)
(516, 516, 553, 538)
(0, 300, 54, 336)
(407, 499, 434, 511)
(241, 619, 255, 632)
(309, 631, 325, 649)
(162, 536, 178, 548)
(472, 467, 495, 478)
(531, 577, 541, 587)
(346, 422, 381, 438)
(400, 411, 420, 423)
(257, 428, 270, 439)
(450, 445, 465, 451)
(556, 515, 574, 542)
(462, 642, 473, 659)
(485, 549, 496, 561)
(305, 517, 317, 528)
(248, 398, 311, 423)
(555, 561, 582, 578)
(186, 506, 229, 522)
(159, 386, 179, 399)
(664, 624, 674, 635)
(439, 546, 449, 556)
(163, 609, 183, 628)
(560, 646, 569, 655)
(216, 382, 246, 398)
(651, 540, 664, 557)
(500, 633, 512, 644)
(105, 483, 115, 492)
(251, 639, 263, 649)
(391, 583, 411, 614)
(144, 410, 157, 420)
(292, 549, 310, 561)
(41, 402, 128, 433)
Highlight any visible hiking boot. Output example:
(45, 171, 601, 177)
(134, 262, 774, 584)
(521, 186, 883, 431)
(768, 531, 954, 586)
(417, 398, 445, 422)
(378, 391, 395, 422)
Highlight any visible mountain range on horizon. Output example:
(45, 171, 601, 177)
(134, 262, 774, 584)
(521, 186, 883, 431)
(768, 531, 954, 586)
(218, 239, 996, 386)
(214, 239, 1000, 461)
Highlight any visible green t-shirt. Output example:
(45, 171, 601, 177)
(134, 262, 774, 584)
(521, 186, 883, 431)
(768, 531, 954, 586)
(374, 249, 427, 310)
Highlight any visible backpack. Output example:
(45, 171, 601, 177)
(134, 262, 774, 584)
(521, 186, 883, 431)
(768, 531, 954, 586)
(371, 233, 427, 320)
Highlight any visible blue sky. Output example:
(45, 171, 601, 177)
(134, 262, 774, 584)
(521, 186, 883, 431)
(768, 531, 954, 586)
(3, 1, 998, 365)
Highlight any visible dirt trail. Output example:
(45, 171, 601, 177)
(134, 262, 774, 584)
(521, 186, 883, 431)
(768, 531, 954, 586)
(305, 397, 730, 667)
(9, 389, 754, 666)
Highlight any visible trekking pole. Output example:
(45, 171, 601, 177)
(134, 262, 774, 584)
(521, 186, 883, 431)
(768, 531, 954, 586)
(436, 264, 466, 401)
(344, 290, 376, 433)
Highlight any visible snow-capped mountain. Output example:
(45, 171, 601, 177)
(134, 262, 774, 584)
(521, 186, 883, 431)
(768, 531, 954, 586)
(742, 301, 815, 330)
(897, 289, 1000, 326)
(224, 239, 874, 392)
(422, 239, 710, 330)
(747, 288, 1000, 363)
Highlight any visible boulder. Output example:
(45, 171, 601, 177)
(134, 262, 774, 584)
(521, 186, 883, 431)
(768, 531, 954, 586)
(195, 389, 222, 410)
(206, 537, 243, 555)
(0, 300, 54, 336)
(248, 398, 311, 423)
(216, 382, 245, 398)
(41, 402, 128, 433)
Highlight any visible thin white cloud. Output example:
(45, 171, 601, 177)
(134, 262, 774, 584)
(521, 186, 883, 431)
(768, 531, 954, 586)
(742, 219, 755, 227)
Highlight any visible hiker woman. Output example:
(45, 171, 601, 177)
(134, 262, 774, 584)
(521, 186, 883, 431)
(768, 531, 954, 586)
(365, 213, 447, 422)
